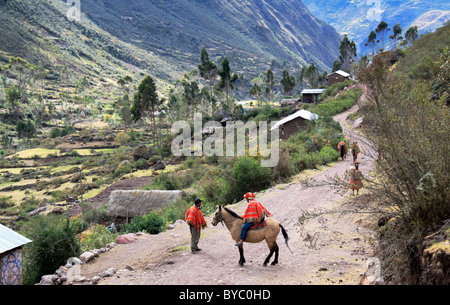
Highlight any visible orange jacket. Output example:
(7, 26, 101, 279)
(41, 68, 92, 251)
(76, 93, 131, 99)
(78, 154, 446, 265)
(185, 205, 207, 231)
(242, 199, 272, 224)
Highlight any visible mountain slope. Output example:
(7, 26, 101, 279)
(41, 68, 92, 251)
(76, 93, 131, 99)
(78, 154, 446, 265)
(302, 0, 450, 54)
(0, 0, 341, 89)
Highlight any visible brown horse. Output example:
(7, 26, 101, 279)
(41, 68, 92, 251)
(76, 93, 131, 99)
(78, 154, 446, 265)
(211, 205, 292, 266)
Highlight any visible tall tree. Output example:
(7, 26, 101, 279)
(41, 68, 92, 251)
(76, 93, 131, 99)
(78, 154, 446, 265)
(217, 57, 238, 111)
(376, 21, 390, 51)
(266, 69, 275, 102)
(280, 69, 296, 95)
(366, 30, 378, 57)
(131, 75, 161, 145)
(405, 26, 419, 47)
(198, 47, 218, 100)
(390, 23, 403, 49)
(339, 34, 357, 73)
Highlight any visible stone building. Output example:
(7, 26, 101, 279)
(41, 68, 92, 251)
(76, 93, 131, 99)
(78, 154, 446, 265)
(0, 224, 32, 285)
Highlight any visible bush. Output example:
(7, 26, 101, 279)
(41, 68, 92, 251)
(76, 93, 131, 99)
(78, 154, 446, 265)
(125, 212, 166, 234)
(317, 146, 339, 165)
(21, 215, 81, 285)
(232, 157, 273, 196)
(115, 132, 131, 145)
(81, 224, 117, 252)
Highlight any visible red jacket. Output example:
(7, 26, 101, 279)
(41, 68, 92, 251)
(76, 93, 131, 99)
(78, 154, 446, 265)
(185, 205, 207, 231)
(242, 199, 272, 224)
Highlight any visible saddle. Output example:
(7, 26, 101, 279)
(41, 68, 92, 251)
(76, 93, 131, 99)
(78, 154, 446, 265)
(250, 220, 267, 231)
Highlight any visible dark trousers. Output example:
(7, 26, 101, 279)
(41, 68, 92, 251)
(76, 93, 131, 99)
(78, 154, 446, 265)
(190, 226, 201, 252)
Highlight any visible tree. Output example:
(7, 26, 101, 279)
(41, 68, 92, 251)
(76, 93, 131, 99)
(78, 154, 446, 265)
(217, 57, 238, 110)
(198, 47, 218, 100)
(339, 34, 357, 73)
(376, 21, 390, 51)
(303, 63, 320, 88)
(405, 26, 419, 47)
(131, 75, 161, 145)
(390, 23, 403, 49)
(16, 119, 36, 138)
(366, 31, 378, 57)
(280, 69, 296, 95)
(266, 69, 275, 102)
(332, 60, 342, 72)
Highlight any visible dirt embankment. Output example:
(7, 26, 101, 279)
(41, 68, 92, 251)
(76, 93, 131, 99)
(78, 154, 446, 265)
(77, 88, 378, 285)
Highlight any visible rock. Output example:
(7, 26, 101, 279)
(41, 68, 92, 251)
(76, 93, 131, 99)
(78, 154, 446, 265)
(91, 276, 101, 284)
(51, 207, 66, 215)
(153, 160, 166, 170)
(116, 233, 138, 244)
(125, 264, 135, 271)
(99, 268, 116, 278)
(90, 249, 101, 257)
(39, 275, 56, 285)
(132, 144, 153, 161)
(80, 251, 96, 263)
(106, 242, 116, 249)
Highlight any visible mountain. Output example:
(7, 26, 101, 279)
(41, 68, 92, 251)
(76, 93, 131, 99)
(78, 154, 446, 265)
(302, 0, 450, 54)
(0, 0, 341, 92)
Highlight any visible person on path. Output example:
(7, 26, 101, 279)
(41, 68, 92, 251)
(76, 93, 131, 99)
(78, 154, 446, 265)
(235, 192, 272, 247)
(185, 198, 208, 253)
(351, 141, 361, 162)
(348, 162, 363, 196)
(338, 140, 348, 161)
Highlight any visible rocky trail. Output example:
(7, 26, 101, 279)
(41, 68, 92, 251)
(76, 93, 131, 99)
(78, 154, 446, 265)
(74, 86, 379, 285)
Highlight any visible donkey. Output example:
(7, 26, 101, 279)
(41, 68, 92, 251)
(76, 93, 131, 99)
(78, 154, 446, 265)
(211, 205, 292, 266)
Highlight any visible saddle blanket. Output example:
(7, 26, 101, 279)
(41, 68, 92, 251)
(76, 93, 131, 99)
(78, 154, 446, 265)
(250, 220, 267, 231)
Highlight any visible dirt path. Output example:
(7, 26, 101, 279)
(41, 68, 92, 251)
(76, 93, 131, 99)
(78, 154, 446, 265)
(78, 89, 377, 285)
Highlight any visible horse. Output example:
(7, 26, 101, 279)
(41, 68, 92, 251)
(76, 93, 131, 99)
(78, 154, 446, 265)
(211, 205, 292, 267)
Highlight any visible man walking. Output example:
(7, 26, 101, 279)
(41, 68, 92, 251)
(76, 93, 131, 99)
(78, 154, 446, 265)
(185, 198, 207, 253)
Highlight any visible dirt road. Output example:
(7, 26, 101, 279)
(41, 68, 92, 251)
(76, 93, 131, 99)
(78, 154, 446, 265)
(78, 91, 377, 285)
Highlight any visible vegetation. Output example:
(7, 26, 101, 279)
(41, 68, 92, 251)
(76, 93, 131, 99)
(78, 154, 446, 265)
(358, 22, 450, 284)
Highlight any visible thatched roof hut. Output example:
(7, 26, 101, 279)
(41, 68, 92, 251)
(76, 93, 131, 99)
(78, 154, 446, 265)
(107, 190, 183, 218)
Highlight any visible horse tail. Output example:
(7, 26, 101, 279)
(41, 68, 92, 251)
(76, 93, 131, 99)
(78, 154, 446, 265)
(280, 224, 293, 254)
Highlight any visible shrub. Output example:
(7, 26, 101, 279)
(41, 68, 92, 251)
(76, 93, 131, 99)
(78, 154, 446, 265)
(317, 146, 339, 165)
(125, 212, 166, 234)
(81, 224, 117, 252)
(232, 157, 273, 196)
(21, 215, 81, 285)
(115, 132, 131, 145)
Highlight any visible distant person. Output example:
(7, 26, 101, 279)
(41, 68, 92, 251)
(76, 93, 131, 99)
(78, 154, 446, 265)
(185, 198, 207, 253)
(235, 192, 272, 247)
(338, 140, 348, 161)
(351, 141, 361, 162)
(348, 162, 363, 196)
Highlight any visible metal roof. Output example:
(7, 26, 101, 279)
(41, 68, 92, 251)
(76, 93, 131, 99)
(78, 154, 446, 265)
(328, 70, 351, 78)
(0, 224, 32, 254)
(301, 89, 325, 95)
(271, 110, 319, 131)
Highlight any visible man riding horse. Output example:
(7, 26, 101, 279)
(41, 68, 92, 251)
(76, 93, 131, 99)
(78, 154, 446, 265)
(235, 192, 272, 247)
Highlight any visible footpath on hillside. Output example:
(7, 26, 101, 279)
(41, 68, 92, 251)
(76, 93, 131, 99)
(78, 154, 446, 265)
(76, 86, 378, 285)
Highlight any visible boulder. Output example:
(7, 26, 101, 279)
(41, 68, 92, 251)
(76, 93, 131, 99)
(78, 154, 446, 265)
(132, 144, 153, 161)
(39, 275, 55, 285)
(80, 251, 95, 263)
(116, 233, 138, 244)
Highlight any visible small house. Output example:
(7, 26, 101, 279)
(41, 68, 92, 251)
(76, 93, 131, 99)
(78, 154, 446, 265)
(327, 70, 351, 86)
(301, 89, 325, 104)
(271, 110, 319, 140)
(0, 224, 32, 285)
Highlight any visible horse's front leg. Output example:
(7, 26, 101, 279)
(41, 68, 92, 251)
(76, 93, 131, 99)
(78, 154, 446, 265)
(238, 245, 246, 266)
